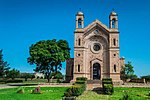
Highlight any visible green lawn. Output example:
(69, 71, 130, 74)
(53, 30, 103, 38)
(0, 87, 150, 100)
(0, 87, 68, 100)
(77, 87, 150, 100)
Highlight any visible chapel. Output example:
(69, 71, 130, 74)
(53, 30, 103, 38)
(66, 11, 125, 83)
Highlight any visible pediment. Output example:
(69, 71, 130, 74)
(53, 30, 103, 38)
(83, 19, 110, 39)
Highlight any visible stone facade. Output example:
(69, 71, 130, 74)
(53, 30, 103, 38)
(66, 11, 125, 83)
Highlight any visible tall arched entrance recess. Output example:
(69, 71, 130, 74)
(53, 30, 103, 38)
(93, 63, 100, 80)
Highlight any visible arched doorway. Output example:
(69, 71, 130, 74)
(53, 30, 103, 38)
(93, 63, 100, 80)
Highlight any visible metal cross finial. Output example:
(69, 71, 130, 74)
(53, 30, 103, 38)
(79, 8, 81, 11)
(112, 8, 115, 11)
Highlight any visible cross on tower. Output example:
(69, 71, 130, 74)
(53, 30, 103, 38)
(112, 8, 115, 11)
(79, 8, 82, 11)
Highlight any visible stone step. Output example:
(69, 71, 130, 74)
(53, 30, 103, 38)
(86, 83, 102, 90)
(86, 80, 102, 90)
(87, 80, 102, 84)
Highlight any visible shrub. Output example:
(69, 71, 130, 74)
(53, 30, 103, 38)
(5, 79, 23, 83)
(102, 78, 113, 83)
(75, 80, 86, 84)
(32, 86, 42, 94)
(103, 84, 113, 95)
(57, 79, 61, 83)
(64, 90, 72, 97)
(75, 77, 86, 94)
(120, 92, 132, 100)
(64, 77, 87, 97)
(102, 78, 114, 95)
(0, 80, 6, 84)
(16, 87, 25, 94)
(64, 84, 85, 97)
(70, 85, 82, 96)
(148, 91, 150, 96)
(76, 77, 87, 81)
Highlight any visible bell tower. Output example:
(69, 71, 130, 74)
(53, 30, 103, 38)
(76, 11, 84, 29)
(109, 11, 121, 81)
(73, 11, 85, 81)
(109, 11, 118, 29)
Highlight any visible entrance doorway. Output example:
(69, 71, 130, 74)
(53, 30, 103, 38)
(93, 63, 100, 80)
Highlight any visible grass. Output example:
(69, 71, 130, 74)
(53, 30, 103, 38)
(0, 87, 150, 100)
(0, 87, 68, 100)
(77, 87, 150, 100)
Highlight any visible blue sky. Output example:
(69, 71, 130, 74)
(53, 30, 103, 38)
(0, 0, 149, 77)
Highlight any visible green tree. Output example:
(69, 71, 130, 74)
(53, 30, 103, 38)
(125, 62, 134, 75)
(121, 61, 137, 81)
(0, 50, 10, 78)
(50, 71, 63, 79)
(27, 39, 70, 82)
(20, 73, 35, 81)
(141, 75, 150, 82)
(7, 68, 20, 80)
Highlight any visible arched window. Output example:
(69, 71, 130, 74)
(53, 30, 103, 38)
(114, 64, 116, 72)
(78, 38, 81, 46)
(112, 19, 116, 28)
(113, 38, 116, 46)
(78, 64, 80, 72)
(78, 18, 82, 28)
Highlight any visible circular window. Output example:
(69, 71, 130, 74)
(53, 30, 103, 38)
(93, 43, 101, 51)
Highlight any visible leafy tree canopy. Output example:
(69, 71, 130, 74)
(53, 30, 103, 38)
(141, 75, 150, 82)
(27, 39, 70, 82)
(7, 68, 20, 80)
(20, 73, 35, 81)
(124, 61, 134, 75)
(0, 49, 10, 78)
(121, 61, 137, 81)
(50, 71, 63, 79)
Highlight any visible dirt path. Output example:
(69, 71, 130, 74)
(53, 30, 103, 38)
(0, 84, 17, 89)
(1, 83, 150, 89)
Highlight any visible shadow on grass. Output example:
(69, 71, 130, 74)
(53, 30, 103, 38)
(8, 83, 38, 86)
(92, 87, 104, 94)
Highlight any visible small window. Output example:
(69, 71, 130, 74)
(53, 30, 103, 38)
(114, 64, 116, 72)
(78, 64, 80, 72)
(113, 39, 116, 46)
(114, 54, 116, 56)
(78, 38, 81, 46)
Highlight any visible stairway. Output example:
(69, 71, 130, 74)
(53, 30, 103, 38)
(86, 80, 102, 90)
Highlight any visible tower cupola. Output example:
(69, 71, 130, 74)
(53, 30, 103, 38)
(109, 11, 118, 29)
(76, 11, 84, 29)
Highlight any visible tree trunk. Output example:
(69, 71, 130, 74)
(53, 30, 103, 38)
(46, 72, 51, 83)
(47, 78, 50, 83)
(46, 69, 51, 83)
